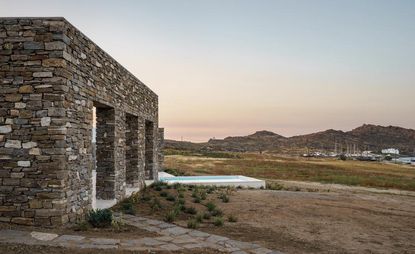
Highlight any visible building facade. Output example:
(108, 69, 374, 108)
(0, 17, 162, 226)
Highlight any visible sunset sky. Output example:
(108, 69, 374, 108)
(2, 0, 414, 142)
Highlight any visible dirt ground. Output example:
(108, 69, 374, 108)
(114, 183, 415, 254)
(205, 189, 415, 254)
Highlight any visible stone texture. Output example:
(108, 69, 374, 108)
(5, 140, 21, 148)
(0, 17, 163, 227)
(18, 85, 33, 93)
(30, 231, 58, 241)
(0, 125, 12, 133)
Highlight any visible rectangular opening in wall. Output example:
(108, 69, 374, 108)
(94, 102, 116, 200)
(145, 120, 154, 180)
(125, 113, 139, 187)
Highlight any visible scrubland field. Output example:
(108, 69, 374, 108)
(164, 150, 415, 191)
(161, 151, 415, 253)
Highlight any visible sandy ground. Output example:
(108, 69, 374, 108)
(204, 188, 415, 254)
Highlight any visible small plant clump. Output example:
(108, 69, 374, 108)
(210, 208, 223, 217)
(219, 193, 230, 203)
(87, 209, 113, 228)
(178, 198, 186, 205)
(213, 217, 224, 227)
(228, 215, 238, 223)
(150, 198, 162, 211)
(185, 206, 197, 215)
(140, 194, 151, 202)
(206, 202, 216, 212)
(74, 221, 89, 231)
(160, 191, 168, 197)
(166, 194, 176, 202)
(121, 202, 136, 215)
(187, 218, 199, 229)
(203, 212, 212, 220)
(164, 210, 178, 223)
(266, 182, 284, 190)
(195, 213, 204, 223)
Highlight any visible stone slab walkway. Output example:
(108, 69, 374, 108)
(0, 214, 282, 254)
(116, 213, 281, 254)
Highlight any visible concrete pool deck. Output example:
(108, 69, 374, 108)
(159, 173, 266, 188)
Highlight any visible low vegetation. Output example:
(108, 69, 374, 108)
(87, 209, 113, 228)
(113, 182, 238, 231)
(165, 151, 415, 191)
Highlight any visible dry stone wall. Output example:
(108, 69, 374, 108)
(0, 17, 162, 226)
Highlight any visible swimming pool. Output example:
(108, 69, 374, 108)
(158, 174, 266, 188)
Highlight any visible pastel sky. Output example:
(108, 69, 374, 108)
(2, 0, 414, 142)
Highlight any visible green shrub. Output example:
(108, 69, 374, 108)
(221, 195, 230, 203)
(164, 210, 178, 223)
(211, 208, 223, 217)
(150, 198, 162, 211)
(213, 217, 224, 226)
(207, 186, 216, 194)
(185, 206, 197, 215)
(206, 202, 216, 212)
(200, 192, 207, 200)
(203, 212, 211, 220)
(178, 198, 185, 205)
(178, 192, 184, 199)
(195, 214, 203, 223)
(121, 202, 136, 215)
(140, 194, 151, 202)
(87, 209, 113, 228)
(166, 195, 176, 202)
(187, 219, 199, 229)
(219, 193, 230, 203)
(228, 215, 238, 223)
(160, 191, 168, 197)
(74, 221, 89, 231)
(193, 197, 201, 203)
(155, 185, 163, 191)
(266, 182, 284, 190)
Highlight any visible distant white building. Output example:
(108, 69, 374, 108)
(381, 148, 400, 155)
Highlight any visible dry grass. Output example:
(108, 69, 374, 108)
(164, 152, 415, 191)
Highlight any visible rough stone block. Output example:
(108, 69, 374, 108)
(17, 161, 31, 167)
(5, 94, 22, 102)
(0, 125, 12, 133)
(14, 102, 26, 109)
(42, 58, 66, 67)
(22, 141, 37, 149)
(5, 140, 21, 148)
(18, 85, 34, 93)
(33, 72, 53, 78)
(23, 41, 44, 50)
(41, 117, 51, 126)
(45, 41, 65, 50)
(48, 108, 66, 117)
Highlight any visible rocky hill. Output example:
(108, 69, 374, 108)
(165, 124, 415, 155)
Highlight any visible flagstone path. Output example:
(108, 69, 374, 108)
(0, 213, 282, 254)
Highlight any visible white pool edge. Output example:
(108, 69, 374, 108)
(158, 173, 266, 189)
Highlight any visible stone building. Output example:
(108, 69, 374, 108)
(0, 17, 163, 226)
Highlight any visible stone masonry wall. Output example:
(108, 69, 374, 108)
(0, 17, 160, 226)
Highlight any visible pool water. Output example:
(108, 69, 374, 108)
(159, 175, 241, 181)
